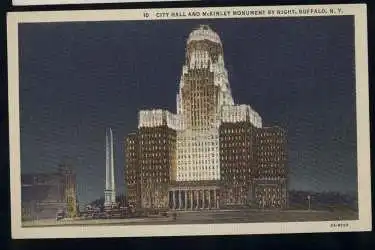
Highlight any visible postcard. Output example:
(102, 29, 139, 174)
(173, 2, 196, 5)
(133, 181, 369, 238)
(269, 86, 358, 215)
(12, 0, 193, 6)
(7, 4, 371, 239)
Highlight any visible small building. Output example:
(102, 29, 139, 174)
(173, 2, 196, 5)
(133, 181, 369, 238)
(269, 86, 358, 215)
(21, 163, 78, 221)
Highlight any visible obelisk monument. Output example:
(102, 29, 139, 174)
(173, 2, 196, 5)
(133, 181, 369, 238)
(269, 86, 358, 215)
(104, 128, 116, 207)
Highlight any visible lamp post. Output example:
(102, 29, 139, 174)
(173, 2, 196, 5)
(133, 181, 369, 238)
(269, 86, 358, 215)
(307, 195, 311, 210)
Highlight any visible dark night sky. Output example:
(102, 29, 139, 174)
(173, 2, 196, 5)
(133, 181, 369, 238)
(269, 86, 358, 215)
(18, 16, 357, 206)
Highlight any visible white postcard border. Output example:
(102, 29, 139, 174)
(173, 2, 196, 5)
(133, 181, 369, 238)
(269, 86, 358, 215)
(7, 4, 371, 239)
(12, 0, 192, 6)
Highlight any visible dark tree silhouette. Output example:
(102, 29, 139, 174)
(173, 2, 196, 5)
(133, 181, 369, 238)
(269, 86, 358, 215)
(89, 194, 127, 207)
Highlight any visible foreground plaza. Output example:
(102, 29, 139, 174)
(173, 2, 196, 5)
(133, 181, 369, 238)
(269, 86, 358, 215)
(23, 209, 358, 227)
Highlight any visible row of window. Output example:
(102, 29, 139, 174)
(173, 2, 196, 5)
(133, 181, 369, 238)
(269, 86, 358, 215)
(140, 147, 171, 152)
(259, 139, 284, 144)
(221, 180, 248, 185)
(220, 128, 252, 133)
(258, 170, 285, 175)
(127, 139, 136, 144)
(256, 187, 283, 193)
(177, 151, 217, 157)
(142, 139, 168, 144)
(128, 140, 281, 148)
(176, 175, 217, 180)
(177, 140, 218, 146)
(220, 149, 249, 154)
(220, 148, 249, 153)
(177, 153, 218, 159)
(178, 148, 217, 154)
(129, 152, 281, 160)
(221, 165, 253, 170)
(255, 194, 283, 200)
(224, 187, 247, 192)
(258, 163, 284, 167)
(255, 200, 285, 207)
(221, 155, 252, 160)
(258, 151, 283, 156)
(140, 133, 166, 138)
(140, 160, 169, 165)
(128, 160, 283, 168)
(178, 135, 218, 141)
(177, 165, 218, 171)
(256, 130, 283, 135)
(140, 178, 169, 183)
(190, 121, 214, 128)
(222, 168, 252, 172)
(220, 135, 250, 140)
(177, 159, 219, 165)
(127, 181, 139, 185)
(140, 152, 166, 157)
(177, 171, 218, 177)
(140, 142, 174, 147)
(258, 157, 283, 162)
(127, 150, 281, 157)
(190, 102, 211, 109)
(127, 153, 137, 158)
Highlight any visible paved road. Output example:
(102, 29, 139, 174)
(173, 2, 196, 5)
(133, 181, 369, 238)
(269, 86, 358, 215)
(22, 209, 357, 227)
(23, 217, 173, 227)
(172, 209, 357, 224)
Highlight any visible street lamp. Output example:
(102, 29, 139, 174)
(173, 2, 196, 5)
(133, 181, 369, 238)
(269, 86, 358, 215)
(307, 195, 311, 210)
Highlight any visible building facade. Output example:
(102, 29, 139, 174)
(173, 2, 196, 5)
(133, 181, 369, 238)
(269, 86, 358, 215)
(219, 121, 257, 208)
(125, 25, 288, 212)
(253, 127, 288, 209)
(125, 110, 177, 212)
(125, 132, 140, 209)
(21, 164, 78, 221)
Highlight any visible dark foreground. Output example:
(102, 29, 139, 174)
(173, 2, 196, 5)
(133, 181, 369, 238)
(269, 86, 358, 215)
(23, 209, 358, 227)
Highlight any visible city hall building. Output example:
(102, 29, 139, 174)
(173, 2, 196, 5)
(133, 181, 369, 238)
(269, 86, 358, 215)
(125, 25, 288, 212)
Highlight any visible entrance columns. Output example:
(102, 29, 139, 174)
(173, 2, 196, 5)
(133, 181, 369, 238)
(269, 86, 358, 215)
(190, 190, 193, 210)
(169, 187, 220, 211)
(213, 189, 217, 209)
(172, 190, 176, 210)
(178, 189, 182, 209)
(195, 190, 199, 209)
(208, 189, 211, 209)
(185, 190, 187, 210)
(202, 190, 205, 209)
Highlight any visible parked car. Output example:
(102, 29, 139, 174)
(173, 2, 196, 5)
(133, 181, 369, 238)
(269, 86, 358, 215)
(56, 210, 65, 221)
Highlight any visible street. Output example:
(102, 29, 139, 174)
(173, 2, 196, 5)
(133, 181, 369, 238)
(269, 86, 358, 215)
(22, 209, 358, 227)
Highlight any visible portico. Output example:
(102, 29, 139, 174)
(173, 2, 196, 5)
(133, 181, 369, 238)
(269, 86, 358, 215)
(168, 182, 220, 210)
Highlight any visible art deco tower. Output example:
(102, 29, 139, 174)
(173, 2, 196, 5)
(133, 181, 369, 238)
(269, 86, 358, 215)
(175, 25, 235, 181)
(104, 128, 116, 207)
(128, 25, 285, 212)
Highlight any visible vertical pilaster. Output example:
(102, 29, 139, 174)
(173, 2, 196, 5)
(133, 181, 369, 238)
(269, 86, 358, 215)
(178, 189, 182, 209)
(213, 189, 217, 209)
(190, 190, 193, 210)
(202, 189, 205, 209)
(184, 190, 187, 210)
(216, 189, 220, 209)
(208, 189, 211, 209)
(196, 190, 199, 209)
(169, 191, 172, 209)
(172, 190, 176, 210)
